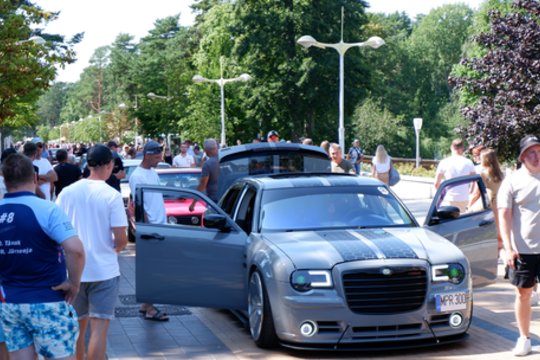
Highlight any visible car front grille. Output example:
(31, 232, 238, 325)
(343, 267, 427, 314)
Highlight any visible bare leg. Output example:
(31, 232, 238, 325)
(76, 317, 89, 360)
(8, 344, 37, 360)
(86, 318, 110, 360)
(515, 287, 533, 337)
(0, 342, 8, 360)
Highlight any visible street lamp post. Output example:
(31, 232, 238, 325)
(297, 7, 385, 152)
(192, 57, 252, 147)
(119, 95, 139, 146)
(413, 117, 423, 168)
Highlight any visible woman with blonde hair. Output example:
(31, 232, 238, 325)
(371, 144, 391, 185)
(468, 148, 504, 252)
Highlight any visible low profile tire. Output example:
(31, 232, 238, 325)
(248, 270, 278, 348)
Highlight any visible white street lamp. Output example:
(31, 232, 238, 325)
(192, 56, 252, 147)
(16, 35, 46, 46)
(147, 92, 172, 101)
(297, 7, 384, 151)
(413, 117, 423, 168)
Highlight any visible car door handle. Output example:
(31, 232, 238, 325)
(140, 233, 165, 241)
(479, 220, 494, 227)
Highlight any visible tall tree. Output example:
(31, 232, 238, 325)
(0, 0, 81, 132)
(450, 0, 540, 161)
(406, 4, 474, 140)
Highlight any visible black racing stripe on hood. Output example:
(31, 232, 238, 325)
(323, 230, 378, 261)
(358, 229, 418, 259)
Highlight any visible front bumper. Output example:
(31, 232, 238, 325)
(268, 260, 472, 349)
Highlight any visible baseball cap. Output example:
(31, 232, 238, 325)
(267, 130, 279, 139)
(143, 140, 163, 155)
(87, 144, 113, 167)
(107, 140, 119, 148)
(519, 134, 540, 159)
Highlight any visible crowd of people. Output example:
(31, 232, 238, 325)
(0, 131, 538, 357)
(0, 136, 220, 359)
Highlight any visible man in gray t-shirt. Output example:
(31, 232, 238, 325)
(498, 134, 540, 356)
(198, 139, 220, 202)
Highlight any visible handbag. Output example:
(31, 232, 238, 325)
(389, 164, 400, 186)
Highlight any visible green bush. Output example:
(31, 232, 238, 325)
(362, 162, 436, 178)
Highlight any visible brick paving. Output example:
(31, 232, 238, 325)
(106, 245, 540, 359)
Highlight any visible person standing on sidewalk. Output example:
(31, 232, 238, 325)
(330, 143, 355, 174)
(434, 139, 476, 213)
(129, 140, 169, 321)
(0, 154, 84, 359)
(498, 134, 540, 356)
(347, 139, 363, 175)
(56, 144, 128, 360)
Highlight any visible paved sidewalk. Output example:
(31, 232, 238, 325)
(107, 244, 540, 360)
(107, 244, 235, 359)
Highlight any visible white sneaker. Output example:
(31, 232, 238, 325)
(513, 337, 532, 356)
(531, 292, 539, 306)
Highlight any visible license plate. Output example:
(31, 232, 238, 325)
(435, 292, 468, 312)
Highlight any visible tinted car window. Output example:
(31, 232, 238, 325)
(158, 173, 200, 189)
(260, 186, 414, 231)
(218, 151, 330, 197)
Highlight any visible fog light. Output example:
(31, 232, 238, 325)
(299, 321, 317, 337)
(449, 312, 463, 328)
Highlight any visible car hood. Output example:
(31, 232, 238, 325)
(263, 228, 463, 269)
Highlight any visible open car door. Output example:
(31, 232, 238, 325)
(134, 185, 248, 310)
(424, 175, 498, 287)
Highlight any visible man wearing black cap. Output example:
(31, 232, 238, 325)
(128, 140, 169, 321)
(498, 134, 540, 356)
(106, 140, 125, 191)
(56, 144, 128, 360)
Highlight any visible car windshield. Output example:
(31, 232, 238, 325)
(158, 172, 201, 189)
(260, 186, 415, 232)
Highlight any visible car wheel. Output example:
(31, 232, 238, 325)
(248, 270, 278, 348)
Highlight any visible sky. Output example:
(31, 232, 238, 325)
(34, 0, 485, 83)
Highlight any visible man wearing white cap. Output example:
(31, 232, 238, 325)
(498, 134, 540, 356)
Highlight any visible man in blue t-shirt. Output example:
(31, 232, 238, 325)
(0, 154, 84, 359)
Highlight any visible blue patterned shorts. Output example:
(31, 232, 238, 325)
(0, 301, 79, 358)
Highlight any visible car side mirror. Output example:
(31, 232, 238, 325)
(204, 214, 230, 231)
(437, 206, 461, 220)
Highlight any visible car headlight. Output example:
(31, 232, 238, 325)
(432, 264, 465, 284)
(291, 270, 333, 292)
(167, 216, 177, 224)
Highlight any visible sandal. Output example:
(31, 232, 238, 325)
(144, 309, 169, 322)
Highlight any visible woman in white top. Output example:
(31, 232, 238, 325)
(371, 144, 391, 185)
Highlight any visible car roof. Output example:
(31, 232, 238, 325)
(156, 167, 201, 174)
(123, 159, 171, 168)
(123, 159, 142, 166)
(219, 142, 329, 161)
(241, 173, 384, 190)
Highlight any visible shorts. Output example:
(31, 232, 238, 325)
(73, 276, 119, 320)
(509, 254, 540, 288)
(0, 301, 78, 358)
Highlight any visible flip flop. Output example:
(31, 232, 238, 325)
(144, 309, 169, 322)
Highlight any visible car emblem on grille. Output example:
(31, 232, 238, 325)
(191, 216, 199, 225)
(381, 268, 392, 276)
